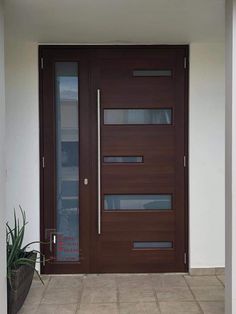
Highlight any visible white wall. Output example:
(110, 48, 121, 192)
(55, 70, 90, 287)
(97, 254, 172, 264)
(4, 0, 225, 44)
(189, 43, 225, 268)
(225, 0, 236, 312)
(5, 36, 40, 252)
(4, 39, 226, 270)
(0, 0, 7, 313)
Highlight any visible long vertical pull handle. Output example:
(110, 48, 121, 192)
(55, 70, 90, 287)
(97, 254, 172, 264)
(97, 89, 101, 235)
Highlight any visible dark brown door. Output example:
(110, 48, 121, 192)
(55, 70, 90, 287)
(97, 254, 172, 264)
(39, 48, 91, 273)
(40, 46, 188, 274)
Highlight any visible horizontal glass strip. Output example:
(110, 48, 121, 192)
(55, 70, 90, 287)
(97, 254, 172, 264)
(104, 195, 172, 211)
(104, 109, 172, 125)
(133, 70, 172, 77)
(103, 156, 143, 163)
(133, 241, 173, 249)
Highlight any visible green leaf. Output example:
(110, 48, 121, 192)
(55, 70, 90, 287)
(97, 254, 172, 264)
(7, 225, 25, 267)
(21, 241, 42, 252)
(14, 257, 35, 265)
(34, 268, 44, 285)
(6, 223, 14, 246)
(14, 209, 17, 239)
(6, 207, 45, 286)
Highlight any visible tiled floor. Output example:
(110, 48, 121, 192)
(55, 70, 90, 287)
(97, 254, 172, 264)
(18, 273, 225, 314)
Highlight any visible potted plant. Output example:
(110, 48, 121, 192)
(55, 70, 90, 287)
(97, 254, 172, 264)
(6, 207, 44, 314)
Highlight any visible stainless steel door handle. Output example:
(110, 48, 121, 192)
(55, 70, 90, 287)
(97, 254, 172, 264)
(49, 233, 57, 252)
(97, 89, 101, 235)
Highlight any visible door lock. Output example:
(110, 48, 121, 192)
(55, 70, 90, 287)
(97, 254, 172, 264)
(83, 178, 89, 185)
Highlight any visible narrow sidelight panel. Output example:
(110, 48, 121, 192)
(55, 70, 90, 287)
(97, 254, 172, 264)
(55, 62, 80, 262)
(104, 195, 172, 211)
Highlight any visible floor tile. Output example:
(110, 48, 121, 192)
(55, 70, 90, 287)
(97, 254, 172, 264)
(191, 286, 224, 301)
(184, 275, 221, 287)
(20, 273, 225, 314)
(41, 287, 81, 304)
(77, 303, 119, 314)
(189, 268, 215, 276)
(36, 304, 78, 314)
(48, 276, 84, 289)
(116, 274, 150, 287)
(156, 287, 194, 301)
(119, 302, 160, 314)
(217, 275, 225, 286)
(159, 301, 201, 314)
(199, 301, 224, 314)
(18, 304, 39, 314)
(117, 274, 155, 303)
(83, 274, 116, 289)
(215, 268, 225, 276)
(32, 275, 50, 288)
(24, 286, 45, 305)
(119, 285, 155, 303)
(151, 274, 187, 289)
(80, 286, 117, 304)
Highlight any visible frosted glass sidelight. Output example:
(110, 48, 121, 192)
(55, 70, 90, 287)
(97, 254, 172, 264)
(104, 195, 172, 211)
(55, 62, 79, 262)
(104, 109, 172, 125)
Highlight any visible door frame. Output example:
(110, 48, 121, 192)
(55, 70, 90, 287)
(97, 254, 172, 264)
(39, 45, 189, 274)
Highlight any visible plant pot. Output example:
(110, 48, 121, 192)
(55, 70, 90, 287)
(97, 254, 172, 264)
(7, 252, 37, 314)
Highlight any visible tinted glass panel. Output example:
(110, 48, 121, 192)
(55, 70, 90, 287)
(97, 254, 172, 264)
(104, 195, 172, 211)
(103, 156, 143, 163)
(133, 242, 173, 249)
(133, 70, 172, 77)
(55, 62, 79, 262)
(104, 109, 172, 125)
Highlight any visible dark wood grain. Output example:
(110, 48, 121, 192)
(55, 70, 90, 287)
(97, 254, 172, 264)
(39, 45, 189, 274)
(92, 47, 188, 273)
(39, 47, 91, 274)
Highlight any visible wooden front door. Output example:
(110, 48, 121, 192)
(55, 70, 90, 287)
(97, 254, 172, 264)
(40, 46, 188, 274)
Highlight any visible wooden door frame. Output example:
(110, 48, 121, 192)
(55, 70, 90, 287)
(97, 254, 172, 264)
(39, 47, 92, 274)
(39, 45, 189, 274)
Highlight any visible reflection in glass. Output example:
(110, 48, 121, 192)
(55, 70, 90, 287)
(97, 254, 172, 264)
(104, 195, 172, 211)
(133, 242, 173, 249)
(55, 62, 79, 261)
(133, 70, 172, 77)
(104, 109, 172, 125)
(103, 156, 143, 163)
